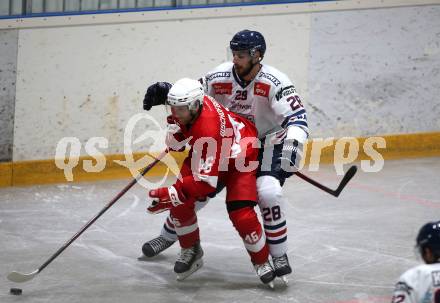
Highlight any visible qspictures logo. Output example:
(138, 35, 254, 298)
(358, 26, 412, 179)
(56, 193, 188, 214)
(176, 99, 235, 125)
(54, 113, 386, 188)
(54, 113, 181, 189)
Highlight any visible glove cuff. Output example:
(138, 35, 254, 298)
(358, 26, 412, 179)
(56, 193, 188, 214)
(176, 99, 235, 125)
(168, 185, 185, 206)
(286, 126, 308, 144)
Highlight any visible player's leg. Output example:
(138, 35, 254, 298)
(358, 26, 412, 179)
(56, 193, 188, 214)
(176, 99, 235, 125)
(142, 200, 207, 257)
(257, 175, 292, 281)
(142, 157, 213, 257)
(141, 158, 192, 257)
(225, 168, 275, 287)
(227, 202, 274, 286)
(169, 198, 204, 280)
(257, 140, 295, 283)
(142, 185, 225, 257)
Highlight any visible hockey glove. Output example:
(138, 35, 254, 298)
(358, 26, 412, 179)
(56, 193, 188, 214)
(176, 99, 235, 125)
(147, 186, 186, 214)
(280, 138, 300, 178)
(165, 115, 189, 152)
(143, 82, 172, 111)
(280, 126, 307, 177)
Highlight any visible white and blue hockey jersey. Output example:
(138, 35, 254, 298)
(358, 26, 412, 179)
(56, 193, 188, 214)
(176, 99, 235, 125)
(391, 263, 440, 303)
(203, 62, 308, 143)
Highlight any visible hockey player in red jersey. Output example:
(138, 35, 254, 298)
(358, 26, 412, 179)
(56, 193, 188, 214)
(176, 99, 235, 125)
(391, 221, 440, 303)
(146, 77, 275, 286)
(142, 30, 308, 284)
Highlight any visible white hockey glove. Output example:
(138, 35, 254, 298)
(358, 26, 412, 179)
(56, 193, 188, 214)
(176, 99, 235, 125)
(147, 186, 185, 214)
(281, 126, 307, 174)
(165, 116, 190, 152)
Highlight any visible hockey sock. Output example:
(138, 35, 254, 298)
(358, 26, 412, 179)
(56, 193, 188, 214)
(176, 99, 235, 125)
(228, 206, 269, 265)
(170, 200, 199, 248)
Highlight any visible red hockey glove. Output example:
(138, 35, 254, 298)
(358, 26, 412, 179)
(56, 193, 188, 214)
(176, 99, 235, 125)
(147, 186, 186, 214)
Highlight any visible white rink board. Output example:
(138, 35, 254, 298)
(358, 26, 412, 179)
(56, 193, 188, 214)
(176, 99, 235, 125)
(308, 5, 440, 138)
(10, 2, 440, 161)
(13, 14, 310, 161)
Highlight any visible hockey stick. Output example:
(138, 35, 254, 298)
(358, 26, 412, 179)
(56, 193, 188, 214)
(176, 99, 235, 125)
(295, 165, 357, 197)
(7, 150, 168, 283)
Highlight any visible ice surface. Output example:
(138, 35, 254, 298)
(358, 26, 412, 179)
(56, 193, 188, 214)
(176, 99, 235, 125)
(1, 158, 439, 303)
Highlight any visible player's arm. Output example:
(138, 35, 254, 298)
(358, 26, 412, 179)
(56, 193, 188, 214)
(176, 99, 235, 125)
(271, 82, 309, 142)
(148, 127, 222, 210)
(147, 171, 217, 214)
(270, 81, 308, 172)
(174, 125, 222, 199)
(391, 281, 416, 303)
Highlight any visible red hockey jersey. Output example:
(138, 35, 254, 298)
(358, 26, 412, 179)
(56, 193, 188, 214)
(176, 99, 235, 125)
(171, 95, 258, 200)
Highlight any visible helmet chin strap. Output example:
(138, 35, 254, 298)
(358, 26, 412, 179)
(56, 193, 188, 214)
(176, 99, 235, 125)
(241, 62, 261, 81)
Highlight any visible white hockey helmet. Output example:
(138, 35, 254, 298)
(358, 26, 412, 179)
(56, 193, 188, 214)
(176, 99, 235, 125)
(167, 78, 204, 111)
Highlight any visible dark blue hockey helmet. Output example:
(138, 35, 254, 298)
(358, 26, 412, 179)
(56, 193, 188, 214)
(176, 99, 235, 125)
(230, 30, 266, 58)
(416, 221, 440, 257)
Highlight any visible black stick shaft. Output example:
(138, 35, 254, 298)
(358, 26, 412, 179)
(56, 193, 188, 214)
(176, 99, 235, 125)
(295, 171, 336, 196)
(334, 166, 358, 196)
(37, 151, 167, 273)
(294, 165, 357, 197)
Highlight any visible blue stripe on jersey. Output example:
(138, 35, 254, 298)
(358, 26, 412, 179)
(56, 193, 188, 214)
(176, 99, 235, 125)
(267, 236, 287, 244)
(285, 120, 308, 129)
(264, 221, 286, 230)
(292, 109, 306, 116)
(281, 110, 306, 128)
(163, 224, 176, 235)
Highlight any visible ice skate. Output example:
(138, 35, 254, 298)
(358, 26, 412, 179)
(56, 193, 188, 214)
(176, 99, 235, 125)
(174, 241, 204, 281)
(142, 235, 175, 257)
(273, 254, 292, 284)
(254, 261, 275, 288)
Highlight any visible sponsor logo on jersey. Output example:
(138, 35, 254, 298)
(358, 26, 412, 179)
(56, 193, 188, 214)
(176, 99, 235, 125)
(206, 72, 231, 82)
(254, 82, 271, 97)
(213, 82, 232, 95)
(258, 72, 281, 87)
(432, 270, 440, 286)
(211, 99, 227, 137)
(230, 102, 252, 111)
(275, 85, 297, 101)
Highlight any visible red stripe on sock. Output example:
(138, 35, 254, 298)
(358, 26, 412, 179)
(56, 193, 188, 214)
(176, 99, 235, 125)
(265, 228, 287, 238)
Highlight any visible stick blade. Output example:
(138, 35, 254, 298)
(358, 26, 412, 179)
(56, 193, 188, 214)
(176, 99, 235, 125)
(7, 270, 39, 283)
(334, 165, 358, 197)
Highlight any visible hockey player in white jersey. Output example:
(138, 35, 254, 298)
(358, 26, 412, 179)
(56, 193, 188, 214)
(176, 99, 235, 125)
(142, 30, 308, 284)
(391, 221, 440, 303)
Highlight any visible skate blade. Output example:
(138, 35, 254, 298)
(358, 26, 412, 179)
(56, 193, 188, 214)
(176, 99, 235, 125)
(267, 281, 274, 289)
(176, 259, 203, 281)
(280, 275, 289, 284)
